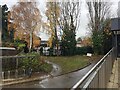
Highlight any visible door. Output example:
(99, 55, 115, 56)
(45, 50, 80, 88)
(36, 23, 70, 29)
(117, 35, 120, 57)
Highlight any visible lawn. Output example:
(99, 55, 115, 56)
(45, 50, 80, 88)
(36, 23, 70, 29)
(43, 55, 91, 75)
(18, 52, 102, 75)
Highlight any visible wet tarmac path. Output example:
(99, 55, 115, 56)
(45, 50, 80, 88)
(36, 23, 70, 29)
(3, 60, 98, 88)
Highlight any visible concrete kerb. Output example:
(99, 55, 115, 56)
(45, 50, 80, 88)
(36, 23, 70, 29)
(1, 74, 50, 86)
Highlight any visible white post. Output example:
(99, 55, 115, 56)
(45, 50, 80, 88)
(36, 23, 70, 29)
(8, 71, 10, 79)
(2, 72, 4, 79)
(29, 31, 33, 52)
(15, 69, 18, 78)
(23, 69, 25, 76)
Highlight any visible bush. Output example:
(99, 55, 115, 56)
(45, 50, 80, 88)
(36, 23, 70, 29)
(76, 47, 87, 55)
(2, 52, 53, 73)
(92, 31, 104, 55)
(13, 39, 26, 51)
(24, 44, 29, 53)
(39, 63, 52, 73)
(76, 46, 93, 55)
(21, 55, 41, 70)
(2, 42, 14, 47)
(20, 53, 52, 73)
(86, 46, 94, 53)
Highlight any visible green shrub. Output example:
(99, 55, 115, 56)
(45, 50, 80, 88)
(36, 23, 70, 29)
(76, 46, 93, 55)
(76, 47, 87, 55)
(20, 54, 52, 73)
(2, 42, 14, 47)
(13, 39, 26, 51)
(21, 56, 40, 70)
(2, 52, 53, 73)
(40, 63, 52, 73)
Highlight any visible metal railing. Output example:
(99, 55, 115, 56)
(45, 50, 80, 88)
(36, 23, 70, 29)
(71, 47, 117, 89)
(1, 55, 36, 79)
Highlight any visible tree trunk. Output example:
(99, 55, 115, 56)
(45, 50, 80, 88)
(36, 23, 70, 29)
(29, 31, 33, 52)
(54, 2, 59, 56)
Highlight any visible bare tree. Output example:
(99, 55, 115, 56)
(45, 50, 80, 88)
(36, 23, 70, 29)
(86, 0, 112, 54)
(57, 1, 81, 55)
(86, 0, 111, 32)
(117, 1, 120, 17)
(44, 0, 81, 55)
(45, 1, 60, 55)
(11, 0, 42, 51)
(58, 1, 81, 32)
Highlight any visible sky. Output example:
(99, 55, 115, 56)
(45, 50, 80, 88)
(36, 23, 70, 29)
(0, 0, 120, 40)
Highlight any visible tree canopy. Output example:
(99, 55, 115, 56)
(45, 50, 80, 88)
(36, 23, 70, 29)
(2, 4, 9, 42)
(87, 1, 112, 55)
(11, 0, 42, 51)
(59, 1, 81, 56)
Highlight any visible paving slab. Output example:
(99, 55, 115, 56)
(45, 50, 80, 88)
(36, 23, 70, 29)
(107, 59, 119, 88)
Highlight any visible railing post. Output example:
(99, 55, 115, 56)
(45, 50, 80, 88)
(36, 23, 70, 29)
(2, 72, 4, 79)
(15, 69, 18, 78)
(23, 69, 26, 76)
(8, 71, 10, 79)
(16, 58, 18, 69)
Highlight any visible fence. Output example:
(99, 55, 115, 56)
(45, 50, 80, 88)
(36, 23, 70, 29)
(71, 47, 117, 89)
(1, 55, 36, 79)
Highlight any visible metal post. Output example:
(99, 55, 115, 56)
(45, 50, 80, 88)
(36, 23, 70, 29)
(16, 58, 18, 69)
(15, 58, 18, 78)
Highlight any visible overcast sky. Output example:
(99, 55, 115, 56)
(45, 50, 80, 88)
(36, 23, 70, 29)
(0, 0, 119, 40)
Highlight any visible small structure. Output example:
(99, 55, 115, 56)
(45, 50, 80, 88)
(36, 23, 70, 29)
(40, 40, 49, 55)
(40, 40, 48, 47)
(87, 53, 92, 57)
(0, 47, 17, 56)
(76, 41, 82, 47)
(111, 18, 120, 57)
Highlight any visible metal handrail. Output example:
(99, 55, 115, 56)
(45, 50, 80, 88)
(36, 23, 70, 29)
(71, 48, 115, 90)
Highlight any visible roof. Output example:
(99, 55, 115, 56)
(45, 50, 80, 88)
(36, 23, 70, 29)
(111, 18, 120, 31)
(41, 40, 48, 44)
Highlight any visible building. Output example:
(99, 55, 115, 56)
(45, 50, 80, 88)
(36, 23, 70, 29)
(0, 5, 1, 46)
(13, 27, 41, 48)
(76, 41, 82, 47)
(111, 18, 120, 57)
(40, 40, 48, 47)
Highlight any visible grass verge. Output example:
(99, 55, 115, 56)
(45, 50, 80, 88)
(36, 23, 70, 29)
(43, 55, 90, 75)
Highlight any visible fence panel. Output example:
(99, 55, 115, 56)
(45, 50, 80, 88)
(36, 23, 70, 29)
(71, 47, 117, 90)
(1, 55, 36, 79)
(98, 61, 105, 88)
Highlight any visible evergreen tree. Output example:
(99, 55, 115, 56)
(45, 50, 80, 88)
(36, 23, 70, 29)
(9, 29, 14, 42)
(58, 2, 80, 56)
(61, 15, 76, 56)
(2, 4, 9, 42)
(86, 1, 112, 55)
